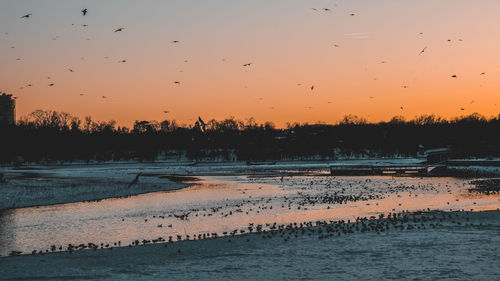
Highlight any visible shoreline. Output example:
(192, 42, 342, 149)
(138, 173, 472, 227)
(1, 209, 499, 280)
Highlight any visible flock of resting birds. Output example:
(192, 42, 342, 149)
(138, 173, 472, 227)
(6, 209, 490, 257)
(3, 174, 497, 257)
(5, 6, 489, 117)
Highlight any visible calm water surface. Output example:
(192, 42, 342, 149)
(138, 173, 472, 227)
(0, 175, 498, 256)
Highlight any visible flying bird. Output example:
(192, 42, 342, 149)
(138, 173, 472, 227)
(173, 81, 181, 84)
(81, 9, 87, 16)
(311, 85, 315, 91)
(163, 110, 169, 113)
(243, 63, 252, 67)
(48, 83, 55, 87)
(171, 40, 180, 43)
(451, 75, 457, 78)
(80, 94, 84, 96)
(68, 69, 74, 72)
(21, 13, 32, 18)
(102, 96, 107, 99)
(127, 173, 142, 188)
(480, 72, 486, 75)
(419, 46, 427, 56)
(460, 108, 465, 111)
(114, 28, 124, 32)
(198, 117, 207, 131)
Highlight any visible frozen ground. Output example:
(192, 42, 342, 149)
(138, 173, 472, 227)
(1, 210, 499, 281)
(0, 163, 189, 209)
(0, 158, 423, 209)
(0, 160, 499, 280)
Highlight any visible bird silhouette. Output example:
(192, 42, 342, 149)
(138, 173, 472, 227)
(451, 75, 457, 78)
(198, 117, 207, 131)
(311, 85, 315, 91)
(171, 40, 180, 43)
(68, 69, 74, 72)
(21, 13, 32, 18)
(243, 63, 252, 67)
(48, 83, 55, 87)
(163, 110, 169, 113)
(102, 96, 106, 99)
(419, 46, 427, 56)
(173, 81, 181, 84)
(114, 28, 124, 32)
(81, 9, 87, 16)
(128, 173, 142, 188)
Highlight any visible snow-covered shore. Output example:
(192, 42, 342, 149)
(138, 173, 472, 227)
(0, 159, 425, 210)
(0, 164, 188, 210)
(1, 210, 499, 281)
(0, 159, 499, 280)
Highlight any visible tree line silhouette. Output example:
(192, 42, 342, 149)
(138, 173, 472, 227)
(0, 109, 499, 164)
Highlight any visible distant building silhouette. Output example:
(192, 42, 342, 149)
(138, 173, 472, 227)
(425, 147, 451, 163)
(0, 93, 15, 125)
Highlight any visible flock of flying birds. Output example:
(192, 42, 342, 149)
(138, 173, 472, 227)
(5, 6, 492, 118)
(13, 9, 185, 106)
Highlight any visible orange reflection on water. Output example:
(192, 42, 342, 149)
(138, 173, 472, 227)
(0, 175, 499, 256)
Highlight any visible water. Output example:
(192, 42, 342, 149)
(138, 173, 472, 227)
(1, 175, 499, 257)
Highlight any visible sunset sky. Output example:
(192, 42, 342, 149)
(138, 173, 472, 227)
(1, 0, 500, 127)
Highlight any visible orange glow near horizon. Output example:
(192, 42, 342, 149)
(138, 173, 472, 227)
(1, 1, 500, 128)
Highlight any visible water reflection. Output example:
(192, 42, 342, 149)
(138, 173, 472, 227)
(0, 175, 498, 256)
